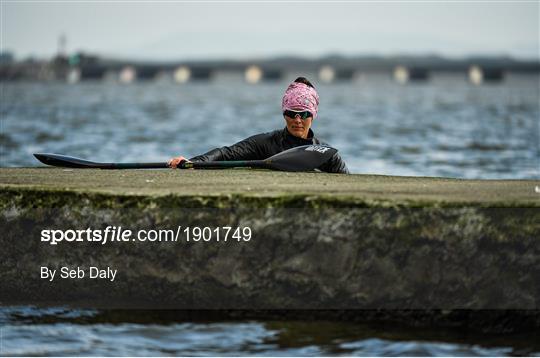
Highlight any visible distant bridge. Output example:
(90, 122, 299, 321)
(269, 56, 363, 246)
(1, 54, 538, 85)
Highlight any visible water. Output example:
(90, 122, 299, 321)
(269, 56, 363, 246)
(1, 74, 539, 178)
(1, 76, 539, 355)
(1, 306, 537, 356)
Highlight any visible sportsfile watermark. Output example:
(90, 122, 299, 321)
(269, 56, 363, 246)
(41, 226, 252, 245)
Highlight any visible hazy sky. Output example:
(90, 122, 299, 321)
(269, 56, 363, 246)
(2, 1, 539, 60)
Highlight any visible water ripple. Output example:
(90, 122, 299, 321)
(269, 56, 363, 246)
(1, 306, 538, 356)
(1, 76, 539, 179)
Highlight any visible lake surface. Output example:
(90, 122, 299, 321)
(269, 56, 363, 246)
(1, 74, 539, 178)
(1, 75, 539, 355)
(1, 306, 538, 356)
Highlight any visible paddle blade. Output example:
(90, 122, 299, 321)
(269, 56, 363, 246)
(34, 153, 102, 168)
(264, 145, 338, 172)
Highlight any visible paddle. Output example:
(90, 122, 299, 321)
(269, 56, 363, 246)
(33, 145, 337, 172)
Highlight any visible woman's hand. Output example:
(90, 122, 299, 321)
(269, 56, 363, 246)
(168, 156, 190, 168)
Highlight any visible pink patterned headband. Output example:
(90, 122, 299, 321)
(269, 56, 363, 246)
(281, 82, 319, 119)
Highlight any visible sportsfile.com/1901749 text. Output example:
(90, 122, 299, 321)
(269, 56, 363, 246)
(40, 226, 252, 245)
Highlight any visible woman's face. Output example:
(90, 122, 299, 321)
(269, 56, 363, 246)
(284, 112, 313, 139)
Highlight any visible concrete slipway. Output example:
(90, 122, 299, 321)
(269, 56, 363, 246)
(1, 168, 539, 332)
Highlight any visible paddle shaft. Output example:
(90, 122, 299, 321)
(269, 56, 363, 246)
(183, 160, 267, 169)
(106, 162, 169, 169)
(65, 161, 267, 169)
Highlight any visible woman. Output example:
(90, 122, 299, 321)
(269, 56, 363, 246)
(169, 77, 349, 174)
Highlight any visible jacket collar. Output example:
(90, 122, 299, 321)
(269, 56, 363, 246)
(283, 127, 315, 144)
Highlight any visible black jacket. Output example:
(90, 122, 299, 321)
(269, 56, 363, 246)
(190, 128, 349, 174)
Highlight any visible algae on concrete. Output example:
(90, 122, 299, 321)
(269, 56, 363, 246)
(1, 168, 539, 207)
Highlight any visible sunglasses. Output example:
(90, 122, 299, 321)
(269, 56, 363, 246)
(283, 110, 313, 120)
